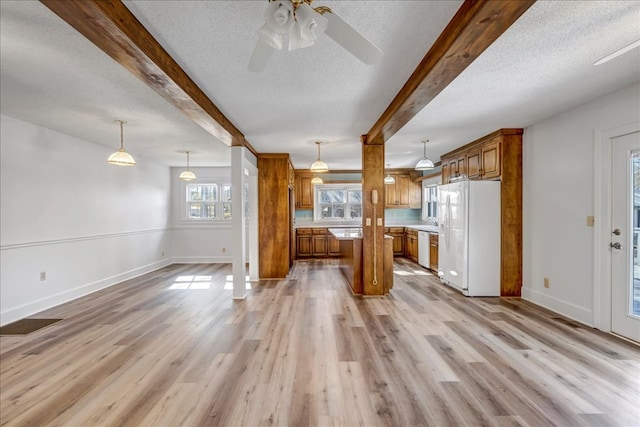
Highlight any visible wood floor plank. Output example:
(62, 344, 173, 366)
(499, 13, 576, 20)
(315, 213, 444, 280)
(1, 260, 638, 426)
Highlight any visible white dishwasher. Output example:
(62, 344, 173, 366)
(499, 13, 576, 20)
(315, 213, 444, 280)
(418, 230, 430, 268)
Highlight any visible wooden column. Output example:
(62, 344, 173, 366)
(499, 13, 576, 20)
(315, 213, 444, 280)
(361, 135, 385, 296)
(500, 130, 523, 296)
(257, 154, 291, 279)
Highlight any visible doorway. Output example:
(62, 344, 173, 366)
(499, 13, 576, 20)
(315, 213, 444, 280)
(595, 124, 640, 343)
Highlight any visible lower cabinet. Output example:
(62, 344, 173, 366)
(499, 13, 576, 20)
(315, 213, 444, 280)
(328, 235, 341, 256)
(296, 229, 312, 257)
(296, 228, 340, 258)
(404, 228, 418, 262)
(385, 227, 405, 256)
(312, 233, 327, 256)
(429, 233, 438, 272)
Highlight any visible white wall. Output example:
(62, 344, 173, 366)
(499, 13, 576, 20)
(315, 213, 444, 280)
(170, 166, 233, 263)
(522, 83, 640, 325)
(0, 115, 172, 325)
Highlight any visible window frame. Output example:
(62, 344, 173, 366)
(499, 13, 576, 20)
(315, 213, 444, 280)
(313, 183, 363, 222)
(184, 181, 232, 222)
(422, 184, 438, 223)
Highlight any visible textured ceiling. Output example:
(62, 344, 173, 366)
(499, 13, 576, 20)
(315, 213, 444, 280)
(1, 1, 639, 169)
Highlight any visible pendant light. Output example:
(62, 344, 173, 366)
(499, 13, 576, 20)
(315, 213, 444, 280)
(415, 139, 434, 171)
(310, 141, 329, 172)
(311, 175, 323, 185)
(384, 163, 396, 184)
(107, 120, 136, 166)
(179, 151, 197, 181)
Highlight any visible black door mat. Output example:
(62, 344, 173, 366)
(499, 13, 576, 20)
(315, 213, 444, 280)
(0, 318, 63, 335)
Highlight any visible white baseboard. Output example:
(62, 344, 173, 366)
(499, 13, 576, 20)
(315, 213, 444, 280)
(0, 259, 172, 326)
(170, 256, 231, 264)
(521, 286, 594, 327)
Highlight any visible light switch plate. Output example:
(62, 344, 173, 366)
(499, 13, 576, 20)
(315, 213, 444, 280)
(586, 215, 595, 227)
(366, 218, 371, 226)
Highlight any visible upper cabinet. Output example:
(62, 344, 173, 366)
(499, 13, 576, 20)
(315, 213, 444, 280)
(295, 172, 314, 209)
(441, 130, 509, 183)
(385, 171, 421, 209)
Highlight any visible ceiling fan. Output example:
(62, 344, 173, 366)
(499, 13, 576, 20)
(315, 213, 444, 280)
(249, 0, 383, 72)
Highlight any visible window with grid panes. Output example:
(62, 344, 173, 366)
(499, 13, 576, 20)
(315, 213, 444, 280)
(314, 184, 362, 221)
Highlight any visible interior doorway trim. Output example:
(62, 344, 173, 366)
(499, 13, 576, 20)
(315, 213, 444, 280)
(593, 121, 639, 331)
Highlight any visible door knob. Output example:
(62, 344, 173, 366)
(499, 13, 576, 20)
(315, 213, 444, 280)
(612, 229, 621, 235)
(610, 242, 622, 249)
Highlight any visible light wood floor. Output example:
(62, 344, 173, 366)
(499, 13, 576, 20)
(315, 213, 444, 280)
(1, 259, 639, 427)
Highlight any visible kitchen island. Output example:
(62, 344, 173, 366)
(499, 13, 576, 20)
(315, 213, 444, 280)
(329, 228, 393, 295)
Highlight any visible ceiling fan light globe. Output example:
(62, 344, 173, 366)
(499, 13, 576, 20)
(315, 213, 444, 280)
(415, 158, 434, 170)
(295, 3, 327, 40)
(384, 175, 396, 184)
(257, 25, 284, 50)
(265, 1, 294, 33)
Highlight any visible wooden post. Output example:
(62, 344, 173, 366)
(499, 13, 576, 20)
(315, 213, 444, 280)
(361, 135, 385, 295)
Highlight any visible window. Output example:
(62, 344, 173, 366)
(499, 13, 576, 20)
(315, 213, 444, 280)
(314, 184, 362, 221)
(186, 183, 232, 220)
(423, 185, 438, 224)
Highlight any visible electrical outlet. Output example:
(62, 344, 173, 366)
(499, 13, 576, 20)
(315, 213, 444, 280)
(161, 251, 165, 257)
(377, 218, 383, 226)
(222, 248, 226, 253)
(544, 277, 550, 288)
(366, 218, 371, 226)
(586, 215, 595, 227)
(40, 271, 46, 281)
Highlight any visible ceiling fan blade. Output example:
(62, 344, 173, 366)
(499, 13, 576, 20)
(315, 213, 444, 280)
(248, 38, 276, 72)
(324, 11, 382, 65)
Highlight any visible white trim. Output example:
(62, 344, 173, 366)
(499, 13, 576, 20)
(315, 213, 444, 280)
(0, 227, 169, 251)
(170, 256, 231, 264)
(171, 224, 232, 231)
(522, 287, 593, 326)
(593, 121, 640, 331)
(0, 259, 171, 326)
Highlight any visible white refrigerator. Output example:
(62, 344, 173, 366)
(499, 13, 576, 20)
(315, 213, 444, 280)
(437, 180, 500, 296)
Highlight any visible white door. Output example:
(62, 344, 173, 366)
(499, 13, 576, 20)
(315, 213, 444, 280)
(611, 131, 640, 342)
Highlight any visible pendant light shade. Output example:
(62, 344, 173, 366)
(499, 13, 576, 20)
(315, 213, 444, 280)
(384, 164, 395, 184)
(310, 141, 329, 172)
(179, 151, 197, 181)
(415, 139, 434, 171)
(108, 120, 136, 166)
(311, 176, 323, 185)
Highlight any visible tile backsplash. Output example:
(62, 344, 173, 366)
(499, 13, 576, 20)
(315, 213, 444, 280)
(295, 208, 421, 222)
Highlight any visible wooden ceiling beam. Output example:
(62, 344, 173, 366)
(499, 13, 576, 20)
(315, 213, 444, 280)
(366, 0, 536, 145)
(40, 0, 246, 148)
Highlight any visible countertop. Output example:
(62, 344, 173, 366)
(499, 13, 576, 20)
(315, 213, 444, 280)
(296, 221, 438, 234)
(328, 228, 394, 240)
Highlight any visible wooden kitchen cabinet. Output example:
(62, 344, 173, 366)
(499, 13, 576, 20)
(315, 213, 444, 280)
(296, 228, 312, 257)
(385, 172, 421, 209)
(480, 140, 501, 179)
(404, 228, 418, 262)
(429, 233, 439, 272)
(296, 228, 342, 258)
(295, 173, 314, 209)
(385, 227, 405, 256)
(328, 235, 341, 256)
(442, 132, 503, 183)
(312, 228, 327, 256)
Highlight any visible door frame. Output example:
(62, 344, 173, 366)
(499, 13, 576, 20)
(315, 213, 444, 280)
(593, 121, 640, 332)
